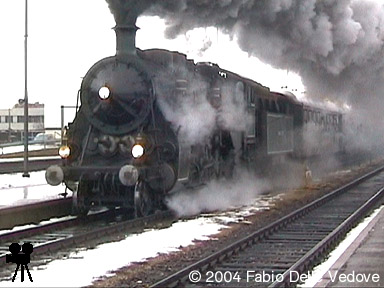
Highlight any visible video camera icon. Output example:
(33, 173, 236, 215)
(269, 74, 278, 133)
(6, 242, 33, 282)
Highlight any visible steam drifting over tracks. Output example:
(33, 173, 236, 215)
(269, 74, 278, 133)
(151, 165, 384, 288)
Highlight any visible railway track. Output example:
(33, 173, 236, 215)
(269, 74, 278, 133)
(0, 208, 174, 279)
(151, 165, 384, 288)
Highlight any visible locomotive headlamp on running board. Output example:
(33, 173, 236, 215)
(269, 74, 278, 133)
(131, 144, 144, 159)
(58, 145, 71, 159)
(132, 133, 147, 159)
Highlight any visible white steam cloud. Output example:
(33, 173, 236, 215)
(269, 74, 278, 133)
(154, 69, 250, 145)
(165, 169, 271, 217)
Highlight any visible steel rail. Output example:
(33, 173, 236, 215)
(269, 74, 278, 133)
(150, 165, 384, 288)
(269, 186, 384, 287)
(0, 208, 111, 243)
(0, 210, 173, 267)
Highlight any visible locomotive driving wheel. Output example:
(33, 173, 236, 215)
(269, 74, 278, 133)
(134, 180, 155, 218)
(72, 180, 90, 216)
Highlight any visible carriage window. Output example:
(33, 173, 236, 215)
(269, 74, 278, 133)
(236, 81, 245, 101)
(320, 116, 325, 126)
(250, 91, 256, 107)
(246, 120, 256, 137)
(247, 88, 256, 107)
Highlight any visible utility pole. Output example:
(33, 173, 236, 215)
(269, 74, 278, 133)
(23, 0, 29, 177)
(8, 109, 11, 142)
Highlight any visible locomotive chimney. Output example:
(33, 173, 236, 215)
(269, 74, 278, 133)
(106, 0, 146, 57)
(114, 23, 138, 56)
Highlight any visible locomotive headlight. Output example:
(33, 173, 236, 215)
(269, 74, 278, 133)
(59, 145, 71, 159)
(132, 144, 144, 159)
(98, 86, 110, 100)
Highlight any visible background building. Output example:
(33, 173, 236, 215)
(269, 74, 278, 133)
(0, 102, 44, 143)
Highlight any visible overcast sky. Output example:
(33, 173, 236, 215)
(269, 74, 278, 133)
(0, 0, 306, 128)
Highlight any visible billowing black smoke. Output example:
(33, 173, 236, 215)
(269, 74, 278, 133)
(143, 0, 384, 107)
(106, 0, 384, 106)
(106, 0, 384, 152)
(106, 0, 148, 25)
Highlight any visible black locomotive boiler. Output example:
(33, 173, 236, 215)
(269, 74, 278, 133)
(46, 22, 343, 216)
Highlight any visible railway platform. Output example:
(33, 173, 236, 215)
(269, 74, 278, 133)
(0, 170, 70, 229)
(0, 156, 60, 174)
(315, 206, 384, 287)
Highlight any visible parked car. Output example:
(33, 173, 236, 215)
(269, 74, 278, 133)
(33, 133, 55, 143)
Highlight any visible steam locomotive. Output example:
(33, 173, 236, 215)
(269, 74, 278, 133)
(46, 24, 343, 216)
